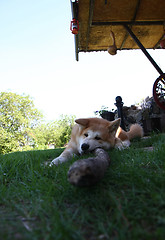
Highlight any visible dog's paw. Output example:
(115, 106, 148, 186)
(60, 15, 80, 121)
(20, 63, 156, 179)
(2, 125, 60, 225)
(49, 156, 67, 166)
(115, 140, 130, 150)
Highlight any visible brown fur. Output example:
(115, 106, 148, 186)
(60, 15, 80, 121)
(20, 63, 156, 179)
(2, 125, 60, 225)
(50, 117, 143, 166)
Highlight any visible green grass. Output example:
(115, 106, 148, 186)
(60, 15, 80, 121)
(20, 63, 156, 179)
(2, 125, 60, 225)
(0, 134, 165, 240)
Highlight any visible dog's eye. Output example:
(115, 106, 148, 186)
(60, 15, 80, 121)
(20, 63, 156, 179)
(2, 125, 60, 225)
(84, 133, 88, 137)
(95, 136, 101, 140)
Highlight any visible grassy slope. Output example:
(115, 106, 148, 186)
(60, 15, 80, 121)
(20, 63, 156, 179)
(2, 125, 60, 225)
(0, 134, 165, 240)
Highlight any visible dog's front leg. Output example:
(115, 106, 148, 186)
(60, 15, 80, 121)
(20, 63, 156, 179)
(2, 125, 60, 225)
(115, 137, 130, 150)
(50, 146, 78, 166)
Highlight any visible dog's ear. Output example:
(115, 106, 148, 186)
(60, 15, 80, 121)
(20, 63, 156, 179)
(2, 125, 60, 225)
(75, 118, 89, 127)
(108, 118, 121, 136)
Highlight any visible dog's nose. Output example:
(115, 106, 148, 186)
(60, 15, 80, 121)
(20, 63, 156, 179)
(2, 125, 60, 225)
(81, 143, 89, 151)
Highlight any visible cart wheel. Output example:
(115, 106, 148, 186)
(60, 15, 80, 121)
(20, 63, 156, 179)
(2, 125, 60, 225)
(153, 73, 165, 110)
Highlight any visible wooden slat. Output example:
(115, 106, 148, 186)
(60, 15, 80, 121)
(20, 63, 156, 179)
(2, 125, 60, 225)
(77, 0, 165, 52)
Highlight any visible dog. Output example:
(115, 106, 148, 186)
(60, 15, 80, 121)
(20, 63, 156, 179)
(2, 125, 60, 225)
(50, 117, 143, 166)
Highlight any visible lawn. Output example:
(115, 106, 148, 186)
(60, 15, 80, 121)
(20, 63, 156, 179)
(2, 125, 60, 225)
(0, 134, 165, 240)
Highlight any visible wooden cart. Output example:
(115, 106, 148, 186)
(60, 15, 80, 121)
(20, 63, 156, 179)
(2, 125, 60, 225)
(70, 0, 165, 110)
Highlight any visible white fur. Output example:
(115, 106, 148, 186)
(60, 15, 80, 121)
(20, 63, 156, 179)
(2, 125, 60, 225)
(50, 156, 67, 166)
(78, 130, 111, 154)
(49, 117, 143, 166)
(115, 140, 130, 150)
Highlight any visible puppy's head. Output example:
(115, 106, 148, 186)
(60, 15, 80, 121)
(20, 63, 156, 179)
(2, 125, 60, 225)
(75, 118, 120, 154)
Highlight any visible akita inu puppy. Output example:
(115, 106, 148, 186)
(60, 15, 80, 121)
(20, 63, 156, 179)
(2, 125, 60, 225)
(50, 118, 143, 166)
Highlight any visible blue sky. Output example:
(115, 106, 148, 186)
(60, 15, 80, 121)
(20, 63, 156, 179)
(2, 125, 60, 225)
(0, 1, 165, 121)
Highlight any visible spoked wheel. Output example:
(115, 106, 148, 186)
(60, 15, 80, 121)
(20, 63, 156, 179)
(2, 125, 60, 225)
(153, 73, 165, 110)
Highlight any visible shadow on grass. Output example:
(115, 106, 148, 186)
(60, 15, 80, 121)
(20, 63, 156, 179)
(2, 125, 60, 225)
(0, 134, 165, 239)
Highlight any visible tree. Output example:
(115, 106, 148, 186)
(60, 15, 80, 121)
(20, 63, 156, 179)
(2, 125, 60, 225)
(0, 92, 76, 153)
(52, 115, 75, 147)
(0, 92, 43, 153)
(33, 115, 75, 149)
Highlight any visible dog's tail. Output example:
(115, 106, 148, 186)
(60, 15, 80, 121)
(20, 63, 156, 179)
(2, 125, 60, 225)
(127, 124, 144, 140)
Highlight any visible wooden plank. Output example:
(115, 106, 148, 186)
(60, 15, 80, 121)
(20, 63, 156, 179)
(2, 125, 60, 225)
(77, 0, 165, 52)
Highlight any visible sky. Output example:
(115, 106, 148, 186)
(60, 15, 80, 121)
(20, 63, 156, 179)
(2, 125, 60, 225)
(0, 0, 165, 121)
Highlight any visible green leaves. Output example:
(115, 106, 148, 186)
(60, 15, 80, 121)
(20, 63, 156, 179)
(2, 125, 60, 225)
(0, 92, 43, 153)
(0, 92, 75, 153)
(33, 115, 75, 148)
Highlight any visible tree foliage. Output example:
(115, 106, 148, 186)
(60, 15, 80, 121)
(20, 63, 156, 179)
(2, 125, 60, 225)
(0, 92, 75, 154)
(33, 115, 75, 149)
(0, 92, 43, 153)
